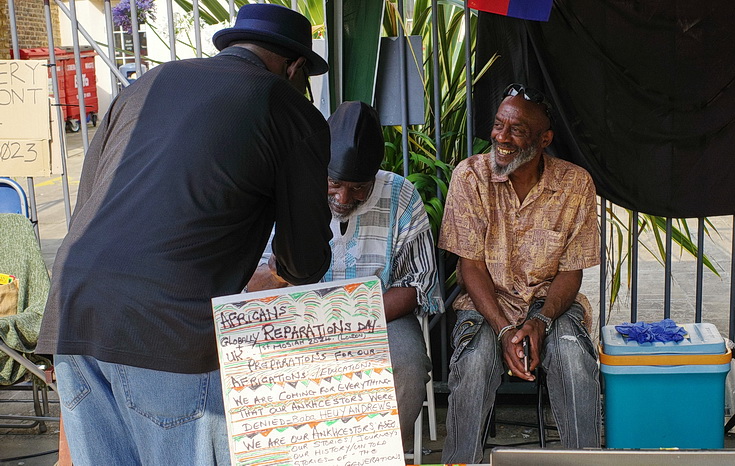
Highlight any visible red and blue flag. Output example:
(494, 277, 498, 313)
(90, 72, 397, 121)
(468, 0, 554, 22)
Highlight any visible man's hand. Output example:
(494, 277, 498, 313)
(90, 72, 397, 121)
(500, 324, 539, 381)
(506, 318, 547, 379)
(504, 268, 583, 377)
(245, 255, 290, 292)
(500, 328, 531, 380)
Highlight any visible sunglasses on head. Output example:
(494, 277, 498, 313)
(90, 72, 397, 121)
(503, 83, 553, 124)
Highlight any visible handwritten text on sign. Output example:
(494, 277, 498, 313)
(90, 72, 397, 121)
(0, 139, 50, 177)
(0, 60, 50, 140)
(212, 278, 404, 466)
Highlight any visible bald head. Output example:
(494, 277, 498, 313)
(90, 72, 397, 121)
(499, 95, 552, 133)
(490, 95, 554, 177)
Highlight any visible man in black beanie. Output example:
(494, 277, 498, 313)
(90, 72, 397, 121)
(37, 4, 332, 465)
(248, 101, 444, 447)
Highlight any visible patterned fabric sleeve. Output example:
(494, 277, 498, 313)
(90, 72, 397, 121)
(388, 179, 445, 316)
(438, 159, 488, 261)
(558, 171, 601, 271)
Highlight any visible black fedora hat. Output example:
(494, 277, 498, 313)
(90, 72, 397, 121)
(212, 4, 328, 76)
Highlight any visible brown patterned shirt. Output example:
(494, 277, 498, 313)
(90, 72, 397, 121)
(439, 152, 600, 326)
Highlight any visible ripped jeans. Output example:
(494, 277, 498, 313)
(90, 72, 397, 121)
(441, 301, 601, 464)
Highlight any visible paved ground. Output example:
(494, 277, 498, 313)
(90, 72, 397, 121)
(2, 124, 735, 464)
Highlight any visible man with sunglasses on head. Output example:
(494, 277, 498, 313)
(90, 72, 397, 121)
(439, 83, 601, 463)
(37, 4, 332, 465)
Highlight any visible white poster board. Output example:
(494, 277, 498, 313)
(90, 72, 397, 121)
(212, 277, 404, 466)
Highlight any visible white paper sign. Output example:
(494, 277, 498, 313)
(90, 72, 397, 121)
(212, 277, 405, 466)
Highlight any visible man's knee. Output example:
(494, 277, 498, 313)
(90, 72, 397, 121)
(448, 311, 503, 390)
(392, 349, 431, 395)
(542, 306, 598, 375)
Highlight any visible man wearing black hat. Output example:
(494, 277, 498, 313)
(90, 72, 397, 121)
(37, 4, 332, 465)
(248, 101, 444, 446)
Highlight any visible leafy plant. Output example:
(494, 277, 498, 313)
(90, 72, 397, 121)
(380, 0, 497, 239)
(172, 0, 325, 29)
(168, 0, 721, 308)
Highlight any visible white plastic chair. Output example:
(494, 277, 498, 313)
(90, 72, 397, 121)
(405, 313, 437, 464)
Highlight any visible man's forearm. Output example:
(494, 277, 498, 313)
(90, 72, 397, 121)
(460, 257, 509, 333)
(538, 269, 583, 320)
(383, 287, 418, 322)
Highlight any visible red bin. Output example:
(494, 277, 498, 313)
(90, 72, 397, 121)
(59, 47, 99, 130)
(16, 47, 99, 132)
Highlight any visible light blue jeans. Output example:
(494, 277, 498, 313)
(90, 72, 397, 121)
(54, 354, 230, 466)
(441, 302, 601, 463)
(387, 312, 432, 445)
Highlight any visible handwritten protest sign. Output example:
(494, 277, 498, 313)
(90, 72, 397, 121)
(212, 277, 404, 466)
(0, 60, 50, 140)
(0, 60, 52, 176)
(0, 138, 51, 176)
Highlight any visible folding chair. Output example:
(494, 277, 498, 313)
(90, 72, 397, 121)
(484, 368, 557, 448)
(404, 313, 438, 464)
(0, 177, 30, 218)
(0, 213, 57, 432)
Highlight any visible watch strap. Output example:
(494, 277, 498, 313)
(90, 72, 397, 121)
(530, 313, 553, 334)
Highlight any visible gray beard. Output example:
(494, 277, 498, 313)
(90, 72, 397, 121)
(328, 196, 365, 222)
(491, 140, 540, 176)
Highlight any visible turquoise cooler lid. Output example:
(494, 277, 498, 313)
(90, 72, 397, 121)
(601, 322, 726, 355)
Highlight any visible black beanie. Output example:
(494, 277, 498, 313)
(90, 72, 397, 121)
(327, 101, 384, 182)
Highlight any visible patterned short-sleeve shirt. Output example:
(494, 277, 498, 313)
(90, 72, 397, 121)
(438, 152, 599, 326)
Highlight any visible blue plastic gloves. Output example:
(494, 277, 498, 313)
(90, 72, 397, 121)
(615, 319, 687, 343)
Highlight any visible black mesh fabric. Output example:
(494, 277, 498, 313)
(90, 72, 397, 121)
(474, 1, 735, 217)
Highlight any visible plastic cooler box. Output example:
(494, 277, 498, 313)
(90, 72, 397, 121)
(600, 322, 732, 449)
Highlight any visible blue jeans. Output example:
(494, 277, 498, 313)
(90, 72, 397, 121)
(441, 302, 601, 463)
(54, 354, 230, 465)
(387, 312, 432, 445)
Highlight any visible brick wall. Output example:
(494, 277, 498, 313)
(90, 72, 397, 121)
(0, 0, 61, 59)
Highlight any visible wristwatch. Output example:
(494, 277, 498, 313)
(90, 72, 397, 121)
(530, 313, 553, 335)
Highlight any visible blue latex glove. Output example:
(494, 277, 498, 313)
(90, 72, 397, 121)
(615, 319, 687, 343)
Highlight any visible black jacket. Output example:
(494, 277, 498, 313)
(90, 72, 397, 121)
(38, 47, 332, 373)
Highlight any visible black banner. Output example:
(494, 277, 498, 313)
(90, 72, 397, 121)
(474, 1, 735, 217)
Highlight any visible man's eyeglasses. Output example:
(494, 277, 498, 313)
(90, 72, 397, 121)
(304, 74, 314, 104)
(286, 59, 314, 104)
(503, 83, 553, 124)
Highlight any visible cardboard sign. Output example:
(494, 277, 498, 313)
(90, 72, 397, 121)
(50, 97, 63, 175)
(0, 61, 54, 177)
(0, 138, 51, 177)
(212, 277, 404, 466)
(0, 60, 50, 140)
